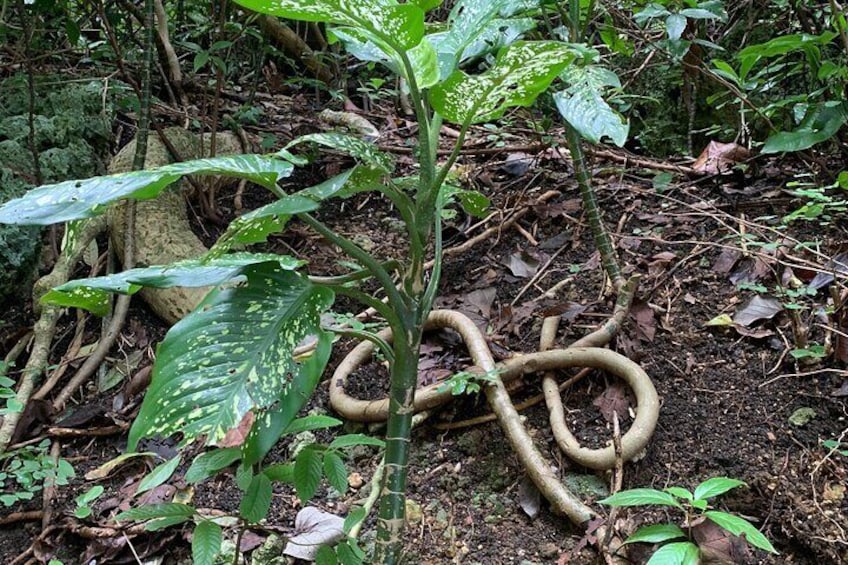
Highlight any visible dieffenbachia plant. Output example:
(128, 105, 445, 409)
(0, 0, 592, 561)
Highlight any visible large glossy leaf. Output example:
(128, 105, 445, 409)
(241, 330, 334, 466)
(762, 101, 848, 153)
(233, 0, 425, 50)
(430, 41, 584, 125)
(42, 253, 304, 316)
(207, 194, 321, 258)
(555, 64, 629, 146)
(330, 27, 439, 89)
(286, 133, 394, 173)
(428, 0, 539, 78)
(0, 155, 294, 226)
(127, 262, 335, 450)
(625, 523, 686, 544)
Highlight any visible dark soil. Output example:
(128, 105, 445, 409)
(1, 94, 846, 565)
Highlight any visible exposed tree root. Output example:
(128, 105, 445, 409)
(0, 216, 107, 454)
(330, 309, 660, 529)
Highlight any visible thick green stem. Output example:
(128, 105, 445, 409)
(372, 320, 422, 564)
(564, 123, 622, 286)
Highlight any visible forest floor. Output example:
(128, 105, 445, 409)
(1, 92, 847, 565)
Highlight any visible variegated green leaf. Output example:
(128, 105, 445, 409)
(286, 133, 394, 173)
(428, 0, 539, 78)
(41, 253, 304, 316)
(330, 27, 439, 89)
(430, 41, 583, 125)
(0, 155, 294, 226)
(233, 0, 425, 50)
(555, 65, 629, 147)
(207, 194, 321, 258)
(242, 330, 334, 466)
(127, 262, 335, 450)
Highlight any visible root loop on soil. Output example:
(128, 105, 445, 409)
(329, 309, 660, 526)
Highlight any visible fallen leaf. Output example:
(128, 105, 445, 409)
(501, 152, 533, 176)
(729, 257, 772, 286)
(518, 475, 541, 519)
(283, 507, 345, 560)
(692, 141, 751, 174)
(85, 452, 156, 481)
(692, 518, 751, 564)
(465, 287, 497, 318)
(629, 301, 656, 342)
(504, 251, 541, 278)
(732, 296, 783, 327)
(808, 252, 848, 290)
(713, 248, 741, 274)
(592, 382, 631, 423)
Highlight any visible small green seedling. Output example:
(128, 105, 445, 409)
(599, 477, 778, 564)
(823, 438, 848, 457)
(437, 369, 500, 396)
(74, 485, 105, 518)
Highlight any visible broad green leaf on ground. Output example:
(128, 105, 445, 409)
(646, 541, 699, 565)
(0, 155, 294, 225)
(42, 253, 304, 316)
(430, 41, 585, 125)
(286, 133, 394, 173)
(241, 330, 334, 466)
(427, 0, 539, 78)
(762, 101, 848, 153)
(555, 64, 629, 146)
(330, 27, 439, 89)
(599, 488, 683, 509)
(693, 477, 746, 500)
(192, 521, 223, 565)
(625, 523, 687, 544)
(233, 0, 425, 50)
(127, 262, 334, 450)
(704, 511, 778, 554)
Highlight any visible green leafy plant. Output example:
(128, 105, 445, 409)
(600, 477, 778, 564)
(74, 485, 105, 519)
(437, 368, 500, 396)
(0, 0, 593, 561)
(783, 171, 848, 224)
(822, 438, 848, 456)
(116, 416, 381, 565)
(0, 439, 75, 507)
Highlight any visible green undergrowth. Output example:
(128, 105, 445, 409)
(0, 75, 116, 300)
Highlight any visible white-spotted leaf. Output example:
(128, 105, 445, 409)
(555, 64, 629, 146)
(42, 253, 304, 316)
(127, 262, 334, 450)
(0, 155, 294, 225)
(428, 0, 539, 78)
(233, 0, 425, 50)
(430, 41, 584, 125)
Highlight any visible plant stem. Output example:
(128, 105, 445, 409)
(563, 123, 623, 287)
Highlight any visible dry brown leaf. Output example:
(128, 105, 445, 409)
(692, 141, 751, 174)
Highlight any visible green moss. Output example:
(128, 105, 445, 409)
(0, 76, 115, 300)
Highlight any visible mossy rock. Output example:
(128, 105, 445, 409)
(0, 76, 114, 302)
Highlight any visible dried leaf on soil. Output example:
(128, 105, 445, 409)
(692, 141, 751, 174)
(592, 382, 632, 423)
(518, 475, 541, 519)
(732, 295, 782, 327)
(283, 507, 345, 560)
